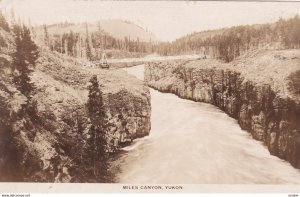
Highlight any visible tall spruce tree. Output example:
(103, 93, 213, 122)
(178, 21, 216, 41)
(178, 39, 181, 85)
(86, 75, 108, 179)
(12, 25, 39, 99)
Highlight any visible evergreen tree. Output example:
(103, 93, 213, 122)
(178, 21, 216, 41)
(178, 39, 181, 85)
(97, 22, 102, 49)
(12, 25, 39, 99)
(291, 15, 300, 48)
(86, 75, 108, 179)
(43, 24, 49, 46)
(67, 31, 75, 56)
(85, 23, 92, 60)
(0, 11, 10, 32)
(22, 26, 39, 65)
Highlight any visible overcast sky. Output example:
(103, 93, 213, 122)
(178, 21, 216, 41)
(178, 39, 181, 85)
(1, 0, 300, 41)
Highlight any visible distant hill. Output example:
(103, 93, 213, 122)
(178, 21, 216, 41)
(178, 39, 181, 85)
(174, 23, 277, 44)
(156, 16, 300, 62)
(36, 19, 159, 43)
(174, 28, 226, 43)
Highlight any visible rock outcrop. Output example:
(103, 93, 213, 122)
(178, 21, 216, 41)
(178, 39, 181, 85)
(145, 49, 300, 169)
(0, 40, 151, 182)
(35, 51, 151, 146)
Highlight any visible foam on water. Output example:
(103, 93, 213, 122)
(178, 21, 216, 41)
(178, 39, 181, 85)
(114, 64, 300, 184)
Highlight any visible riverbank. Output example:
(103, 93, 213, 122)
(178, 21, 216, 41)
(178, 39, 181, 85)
(109, 65, 300, 184)
(145, 49, 300, 169)
(0, 26, 151, 182)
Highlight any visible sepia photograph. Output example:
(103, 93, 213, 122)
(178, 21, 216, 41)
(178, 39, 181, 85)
(0, 0, 300, 194)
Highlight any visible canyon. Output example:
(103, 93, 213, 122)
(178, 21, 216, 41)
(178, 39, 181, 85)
(144, 49, 300, 169)
(0, 32, 151, 181)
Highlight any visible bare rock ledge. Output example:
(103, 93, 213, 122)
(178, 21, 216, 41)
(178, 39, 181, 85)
(145, 49, 300, 169)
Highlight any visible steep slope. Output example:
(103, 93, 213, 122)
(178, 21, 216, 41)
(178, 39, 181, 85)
(0, 27, 151, 182)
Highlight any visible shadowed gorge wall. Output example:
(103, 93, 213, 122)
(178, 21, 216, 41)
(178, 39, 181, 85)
(145, 54, 300, 169)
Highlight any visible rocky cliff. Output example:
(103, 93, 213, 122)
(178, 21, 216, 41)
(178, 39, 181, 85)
(0, 29, 151, 182)
(145, 49, 300, 169)
(35, 51, 151, 147)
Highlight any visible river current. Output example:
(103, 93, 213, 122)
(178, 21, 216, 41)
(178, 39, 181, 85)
(111, 64, 300, 184)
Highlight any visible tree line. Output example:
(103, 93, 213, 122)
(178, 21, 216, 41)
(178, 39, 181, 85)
(43, 22, 156, 60)
(155, 15, 300, 62)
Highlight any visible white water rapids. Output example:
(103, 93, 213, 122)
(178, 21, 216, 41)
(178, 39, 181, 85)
(111, 64, 300, 184)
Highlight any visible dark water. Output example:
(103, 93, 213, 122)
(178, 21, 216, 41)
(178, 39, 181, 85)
(110, 65, 300, 184)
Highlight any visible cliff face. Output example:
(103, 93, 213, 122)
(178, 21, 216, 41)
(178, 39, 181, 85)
(145, 49, 300, 169)
(0, 43, 151, 182)
(34, 51, 151, 147)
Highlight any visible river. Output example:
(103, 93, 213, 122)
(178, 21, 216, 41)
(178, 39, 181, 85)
(111, 64, 300, 184)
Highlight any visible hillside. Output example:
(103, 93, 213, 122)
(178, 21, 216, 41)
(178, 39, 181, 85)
(0, 22, 151, 182)
(174, 23, 273, 45)
(33, 20, 159, 60)
(36, 19, 158, 43)
(156, 16, 300, 63)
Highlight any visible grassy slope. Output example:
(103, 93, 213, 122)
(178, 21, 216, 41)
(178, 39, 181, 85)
(35, 50, 147, 96)
(181, 49, 300, 102)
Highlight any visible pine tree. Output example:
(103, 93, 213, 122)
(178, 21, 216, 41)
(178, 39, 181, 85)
(67, 31, 75, 56)
(0, 11, 10, 32)
(64, 39, 68, 56)
(97, 22, 102, 48)
(104, 34, 107, 50)
(86, 75, 108, 178)
(22, 26, 39, 65)
(85, 23, 92, 60)
(12, 25, 39, 99)
(43, 24, 49, 46)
